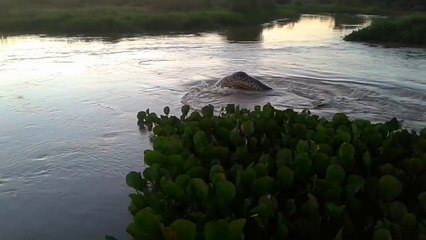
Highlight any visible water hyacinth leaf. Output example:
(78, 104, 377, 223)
(228, 218, 246, 239)
(252, 176, 275, 195)
(301, 194, 319, 216)
(276, 166, 294, 187)
(134, 208, 162, 237)
(193, 131, 209, 153)
(215, 180, 236, 203)
(137, 111, 147, 121)
(336, 130, 351, 143)
(186, 166, 208, 179)
(127, 222, 146, 238)
(333, 113, 350, 127)
(240, 121, 255, 136)
(379, 163, 395, 175)
(318, 143, 334, 156)
(181, 105, 190, 116)
(226, 104, 235, 114)
(191, 178, 209, 200)
(126, 171, 146, 191)
(205, 220, 229, 240)
(345, 175, 364, 196)
(373, 228, 392, 240)
(283, 199, 296, 216)
(201, 105, 214, 118)
(378, 175, 402, 201)
(338, 143, 355, 168)
(326, 164, 346, 185)
(254, 163, 267, 177)
(276, 148, 293, 167)
(363, 151, 372, 170)
(144, 150, 163, 166)
(129, 193, 146, 210)
(230, 129, 244, 147)
(163, 106, 170, 115)
(276, 219, 289, 238)
(161, 180, 185, 200)
(327, 203, 346, 219)
(389, 201, 408, 222)
(170, 219, 196, 240)
(334, 227, 343, 240)
(296, 140, 309, 153)
(402, 213, 417, 227)
(325, 183, 342, 203)
(419, 192, 426, 211)
(294, 152, 312, 174)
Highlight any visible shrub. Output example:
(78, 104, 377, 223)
(111, 104, 426, 240)
(344, 14, 426, 45)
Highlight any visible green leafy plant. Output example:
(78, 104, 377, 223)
(113, 103, 426, 240)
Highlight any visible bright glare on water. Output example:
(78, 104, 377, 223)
(0, 14, 425, 240)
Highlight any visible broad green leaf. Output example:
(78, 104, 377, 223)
(240, 121, 255, 136)
(419, 192, 426, 211)
(143, 165, 160, 182)
(401, 213, 417, 227)
(276, 219, 289, 238)
(134, 208, 162, 238)
(181, 105, 190, 116)
(193, 131, 209, 153)
(276, 166, 294, 187)
(373, 228, 392, 240)
(186, 166, 208, 179)
(252, 176, 275, 195)
(161, 180, 184, 200)
(294, 152, 312, 174)
(345, 175, 364, 196)
(389, 201, 407, 222)
(126, 171, 146, 191)
(215, 180, 236, 203)
(228, 218, 246, 239)
(378, 175, 402, 201)
(170, 219, 196, 240)
(163, 106, 170, 115)
(191, 178, 209, 200)
(326, 164, 346, 185)
(201, 105, 214, 118)
(205, 220, 229, 240)
(276, 148, 293, 167)
(129, 193, 145, 209)
(144, 150, 164, 166)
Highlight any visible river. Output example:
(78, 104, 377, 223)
(0, 14, 425, 240)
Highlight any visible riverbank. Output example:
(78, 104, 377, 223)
(344, 13, 426, 46)
(0, 4, 392, 35)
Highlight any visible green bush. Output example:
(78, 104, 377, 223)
(112, 104, 426, 240)
(344, 14, 426, 45)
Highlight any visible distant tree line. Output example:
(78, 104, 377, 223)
(0, 0, 424, 13)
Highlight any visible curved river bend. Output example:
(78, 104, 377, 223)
(0, 14, 425, 240)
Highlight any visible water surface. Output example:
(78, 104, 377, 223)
(1, 14, 425, 240)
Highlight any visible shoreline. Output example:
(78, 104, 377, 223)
(0, 4, 393, 36)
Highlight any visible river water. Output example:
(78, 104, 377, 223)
(0, 14, 425, 240)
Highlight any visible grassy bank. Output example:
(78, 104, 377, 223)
(0, 2, 394, 35)
(344, 14, 426, 46)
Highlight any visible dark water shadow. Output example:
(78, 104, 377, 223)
(219, 26, 264, 43)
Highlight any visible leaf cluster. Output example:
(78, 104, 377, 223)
(116, 104, 426, 240)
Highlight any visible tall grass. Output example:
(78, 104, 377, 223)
(344, 14, 426, 45)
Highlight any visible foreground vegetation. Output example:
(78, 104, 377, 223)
(344, 14, 426, 46)
(0, 0, 423, 34)
(109, 104, 426, 240)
